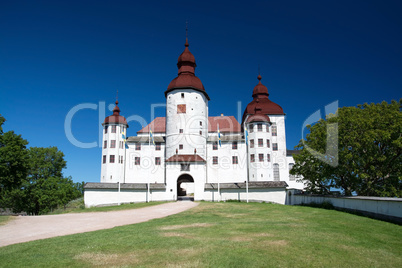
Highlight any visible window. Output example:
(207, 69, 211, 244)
(179, 144, 183, 150)
(267, 139, 270, 148)
(250, 154, 255, 162)
(177, 104, 186, 113)
(120, 141, 124, 149)
(266, 125, 269, 132)
(200, 131, 202, 135)
(258, 139, 263, 147)
(250, 139, 254, 148)
(119, 155, 123, 164)
(110, 140, 116, 148)
(135, 157, 140, 165)
(104, 126, 108, 134)
(156, 143, 161, 150)
(200, 121, 202, 126)
(267, 154, 270, 162)
(232, 156, 238, 164)
(273, 163, 280, 181)
(257, 123, 262, 132)
(179, 129, 183, 133)
(136, 143, 141, 150)
(289, 163, 295, 181)
(272, 125, 277, 136)
(104, 140, 107, 149)
(249, 124, 254, 133)
(109, 155, 115, 163)
(112, 125, 117, 133)
(181, 163, 190, 171)
(155, 157, 161, 165)
(213, 142, 218, 150)
(273, 143, 278, 151)
(103, 155, 106, 164)
(181, 93, 184, 98)
(213, 156, 218, 165)
(232, 141, 238, 149)
(259, 154, 264, 162)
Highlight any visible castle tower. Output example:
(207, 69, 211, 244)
(243, 75, 287, 181)
(100, 100, 128, 183)
(165, 38, 210, 159)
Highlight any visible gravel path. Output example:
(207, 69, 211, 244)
(0, 201, 198, 247)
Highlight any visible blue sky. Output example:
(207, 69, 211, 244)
(1, 0, 401, 183)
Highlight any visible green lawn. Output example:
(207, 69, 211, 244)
(0, 202, 401, 267)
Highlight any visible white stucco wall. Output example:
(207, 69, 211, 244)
(124, 143, 165, 184)
(101, 124, 127, 183)
(291, 195, 402, 222)
(166, 89, 208, 159)
(203, 188, 287, 204)
(84, 188, 172, 208)
(206, 139, 248, 184)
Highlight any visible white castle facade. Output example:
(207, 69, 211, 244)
(84, 39, 305, 207)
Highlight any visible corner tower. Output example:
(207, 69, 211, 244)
(165, 38, 210, 159)
(243, 75, 287, 181)
(100, 100, 128, 183)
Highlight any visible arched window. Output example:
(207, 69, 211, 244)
(289, 163, 295, 181)
(273, 163, 280, 181)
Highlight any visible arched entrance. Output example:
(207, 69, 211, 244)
(177, 174, 194, 201)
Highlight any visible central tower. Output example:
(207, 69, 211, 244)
(165, 38, 210, 159)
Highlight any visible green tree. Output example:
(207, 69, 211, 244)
(1, 116, 84, 214)
(58, 176, 83, 209)
(0, 115, 29, 207)
(22, 147, 67, 214)
(291, 100, 402, 197)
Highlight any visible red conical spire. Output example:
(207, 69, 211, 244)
(103, 97, 128, 126)
(242, 73, 284, 125)
(177, 38, 196, 75)
(252, 74, 269, 99)
(165, 36, 210, 100)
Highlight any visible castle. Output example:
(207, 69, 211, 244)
(84, 38, 304, 207)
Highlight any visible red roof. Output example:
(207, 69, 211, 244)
(208, 116, 241, 132)
(166, 154, 206, 163)
(137, 117, 166, 133)
(137, 116, 241, 134)
(246, 113, 271, 123)
(165, 38, 209, 100)
(103, 101, 128, 126)
(242, 75, 284, 125)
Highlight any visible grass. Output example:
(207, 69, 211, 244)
(0, 202, 401, 267)
(49, 198, 167, 214)
(0, 216, 14, 226)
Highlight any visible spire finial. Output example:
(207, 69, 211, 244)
(257, 65, 262, 82)
(185, 20, 189, 47)
(116, 90, 119, 105)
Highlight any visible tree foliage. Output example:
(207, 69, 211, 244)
(0, 115, 83, 214)
(0, 115, 29, 204)
(291, 100, 402, 197)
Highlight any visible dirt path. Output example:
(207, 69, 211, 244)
(0, 201, 198, 247)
